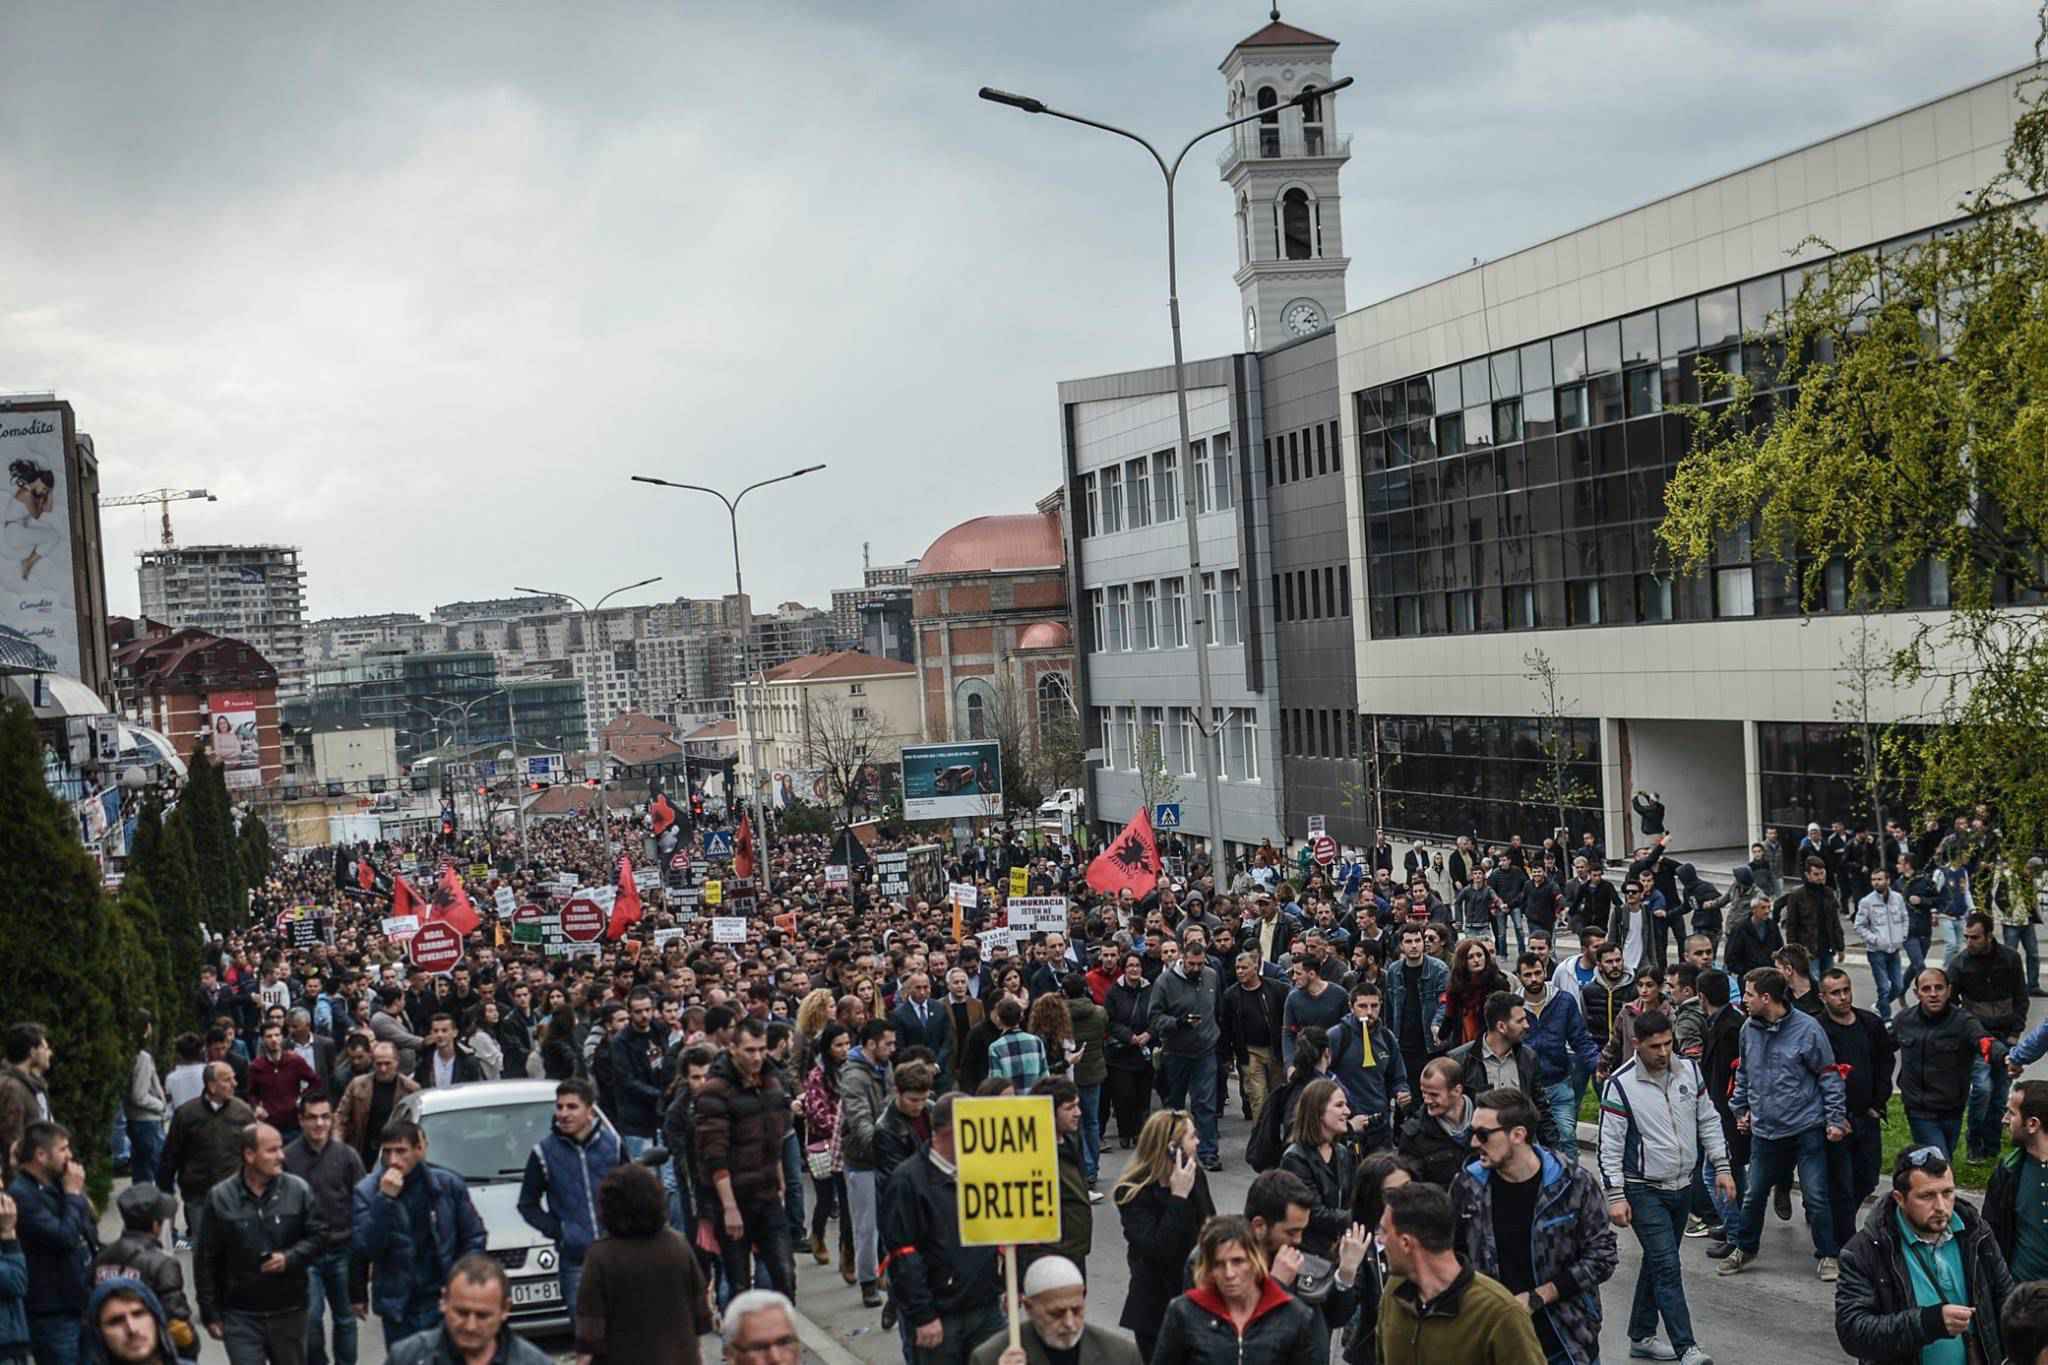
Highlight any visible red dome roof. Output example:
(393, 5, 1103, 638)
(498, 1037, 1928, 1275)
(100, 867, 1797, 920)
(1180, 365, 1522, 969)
(1018, 621, 1071, 650)
(914, 514, 1063, 578)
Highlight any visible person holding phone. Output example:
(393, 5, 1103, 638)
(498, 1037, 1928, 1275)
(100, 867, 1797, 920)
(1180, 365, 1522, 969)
(1111, 1110, 1213, 1365)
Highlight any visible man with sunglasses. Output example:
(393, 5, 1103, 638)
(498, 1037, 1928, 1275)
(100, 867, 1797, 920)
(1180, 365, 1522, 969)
(1835, 1145, 2012, 1365)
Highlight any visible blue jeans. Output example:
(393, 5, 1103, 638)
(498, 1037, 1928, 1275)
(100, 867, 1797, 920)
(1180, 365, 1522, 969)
(1494, 911, 1527, 960)
(1540, 1080, 1578, 1156)
(1867, 949, 1904, 1019)
(1729, 1126, 1837, 1258)
(1077, 1083, 1103, 1182)
(620, 1133, 652, 1160)
(780, 1130, 805, 1240)
(1903, 936, 1928, 983)
(1944, 917, 1966, 963)
(1970, 1052, 2010, 1158)
(109, 1114, 131, 1169)
(125, 1118, 164, 1190)
(1161, 1052, 1219, 1162)
(1907, 1113, 1963, 1159)
(27, 1314, 82, 1365)
(305, 1246, 357, 1365)
(2008, 924, 2042, 993)
(560, 1255, 584, 1318)
(1624, 1184, 1696, 1351)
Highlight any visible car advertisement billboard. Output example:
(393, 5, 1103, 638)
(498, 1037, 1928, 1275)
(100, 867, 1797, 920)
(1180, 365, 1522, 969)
(0, 406, 79, 678)
(900, 741, 1002, 820)
(208, 693, 263, 789)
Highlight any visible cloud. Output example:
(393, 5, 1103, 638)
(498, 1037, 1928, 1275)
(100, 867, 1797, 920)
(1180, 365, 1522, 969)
(0, 0, 2034, 619)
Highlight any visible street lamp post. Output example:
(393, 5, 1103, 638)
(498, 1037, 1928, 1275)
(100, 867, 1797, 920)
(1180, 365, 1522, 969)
(514, 577, 664, 871)
(979, 76, 1350, 869)
(631, 464, 826, 892)
(424, 690, 505, 833)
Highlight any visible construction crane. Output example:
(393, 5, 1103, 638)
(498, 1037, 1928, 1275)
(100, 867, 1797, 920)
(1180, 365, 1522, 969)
(97, 488, 218, 548)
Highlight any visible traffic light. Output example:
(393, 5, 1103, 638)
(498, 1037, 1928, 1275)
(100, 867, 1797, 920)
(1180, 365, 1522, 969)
(528, 780, 551, 793)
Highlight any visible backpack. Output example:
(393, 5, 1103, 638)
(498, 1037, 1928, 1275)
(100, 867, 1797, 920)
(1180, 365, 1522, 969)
(1245, 1078, 1298, 1171)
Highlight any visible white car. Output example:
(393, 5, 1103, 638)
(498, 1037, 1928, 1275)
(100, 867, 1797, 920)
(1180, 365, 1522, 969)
(392, 1080, 597, 1336)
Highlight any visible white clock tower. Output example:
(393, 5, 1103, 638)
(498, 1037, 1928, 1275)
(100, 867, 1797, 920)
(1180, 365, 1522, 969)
(1220, 9, 1349, 351)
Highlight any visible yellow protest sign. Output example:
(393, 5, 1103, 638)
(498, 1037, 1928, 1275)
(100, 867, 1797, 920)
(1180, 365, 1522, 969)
(704, 880, 723, 906)
(1008, 867, 1028, 898)
(953, 1095, 1061, 1246)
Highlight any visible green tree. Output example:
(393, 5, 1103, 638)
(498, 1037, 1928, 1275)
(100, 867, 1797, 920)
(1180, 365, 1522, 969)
(0, 700, 128, 1184)
(1657, 47, 2048, 865)
(238, 811, 273, 887)
(182, 752, 248, 931)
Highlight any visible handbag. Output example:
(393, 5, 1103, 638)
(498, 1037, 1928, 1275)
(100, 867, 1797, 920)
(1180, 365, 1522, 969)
(1291, 1251, 1337, 1305)
(805, 1141, 835, 1179)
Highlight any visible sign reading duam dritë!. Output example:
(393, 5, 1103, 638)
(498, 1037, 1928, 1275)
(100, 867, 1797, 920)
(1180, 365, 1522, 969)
(953, 1095, 1061, 1246)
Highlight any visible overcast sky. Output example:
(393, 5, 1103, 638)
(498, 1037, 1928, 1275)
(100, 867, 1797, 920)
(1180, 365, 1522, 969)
(2, 1, 2034, 622)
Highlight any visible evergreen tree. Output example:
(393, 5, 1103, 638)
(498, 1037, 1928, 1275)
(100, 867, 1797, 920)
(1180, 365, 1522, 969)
(183, 752, 247, 931)
(157, 802, 206, 1012)
(238, 811, 273, 888)
(0, 699, 127, 1179)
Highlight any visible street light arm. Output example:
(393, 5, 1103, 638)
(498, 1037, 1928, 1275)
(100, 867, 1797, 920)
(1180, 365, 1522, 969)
(1037, 108, 1169, 180)
(733, 464, 827, 512)
(594, 577, 663, 613)
(1168, 74, 1352, 180)
(515, 587, 591, 615)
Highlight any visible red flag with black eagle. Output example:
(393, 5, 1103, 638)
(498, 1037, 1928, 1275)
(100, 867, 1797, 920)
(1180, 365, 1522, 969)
(390, 874, 428, 921)
(429, 865, 481, 936)
(733, 814, 756, 880)
(650, 793, 677, 836)
(1086, 805, 1161, 899)
(609, 855, 643, 940)
(357, 856, 376, 891)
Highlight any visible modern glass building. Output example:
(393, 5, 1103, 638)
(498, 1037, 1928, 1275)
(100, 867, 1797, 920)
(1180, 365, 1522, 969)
(1335, 65, 2028, 857)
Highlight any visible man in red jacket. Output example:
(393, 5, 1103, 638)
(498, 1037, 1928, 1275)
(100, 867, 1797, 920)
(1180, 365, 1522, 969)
(246, 1022, 317, 1141)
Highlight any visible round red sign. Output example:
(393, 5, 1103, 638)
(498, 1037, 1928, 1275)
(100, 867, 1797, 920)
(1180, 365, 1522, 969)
(670, 852, 689, 871)
(561, 898, 606, 942)
(408, 921, 464, 974)
(1311, 834, 1338, 866)
(511, 904, 542, 924)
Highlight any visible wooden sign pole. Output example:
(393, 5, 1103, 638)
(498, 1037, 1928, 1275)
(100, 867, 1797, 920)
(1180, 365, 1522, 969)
(1005, 1244, 1021, 1352)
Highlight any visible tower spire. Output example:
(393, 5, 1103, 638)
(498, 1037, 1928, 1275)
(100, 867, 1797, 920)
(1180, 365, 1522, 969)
(1270, 6, 1280, 19)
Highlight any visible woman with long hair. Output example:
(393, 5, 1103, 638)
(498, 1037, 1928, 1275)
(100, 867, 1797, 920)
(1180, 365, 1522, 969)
(1339, 1152, 1418, 1365)
(1028, 991, 1072, 1074)
(1247, 1028, 1328, 1173)
(1152, 1215, 1325, 1365)
(1103, 952, 1154, 1148)
(997, 965, 1029, 1010)
(467, 999, 505, 1081)
(1437, 937, 1510, 1049)
(539, 1005, 582, 1081)
(801, 1023, 854, 1272)
(572, 1162, 713, 1364)
(1277, 1078, 1361, 1260)
(849, 976, 882, 1024)
(1114, 1109, 1214, 1364)
(791, 987, 836, 1081)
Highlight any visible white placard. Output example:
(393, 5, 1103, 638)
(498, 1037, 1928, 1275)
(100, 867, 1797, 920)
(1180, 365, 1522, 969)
(494, 887, 516, 914)
(1006, 896, 1068, 934)
(1307, 814, 1327, 835)
(634, 870, 660, 892)
(977, 927, 1014, 955)
(948, 882, 979, 909)
(381, 915, 419, 940)
(712, 917, 747, 943)
(651, 928, 685, 948)
(825, 864, 849, 888)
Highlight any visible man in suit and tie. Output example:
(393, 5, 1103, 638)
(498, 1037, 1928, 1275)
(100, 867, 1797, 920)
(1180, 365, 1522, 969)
(891, 972, 950, 1080)
(284, 1008, 335, 1090)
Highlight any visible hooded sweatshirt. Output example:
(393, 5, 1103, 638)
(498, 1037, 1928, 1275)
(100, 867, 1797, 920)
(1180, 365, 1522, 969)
(83, 1277, 180, 1365)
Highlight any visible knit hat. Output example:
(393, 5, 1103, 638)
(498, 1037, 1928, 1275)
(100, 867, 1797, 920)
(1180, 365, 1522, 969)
(1023, 1255, 1085, 1298)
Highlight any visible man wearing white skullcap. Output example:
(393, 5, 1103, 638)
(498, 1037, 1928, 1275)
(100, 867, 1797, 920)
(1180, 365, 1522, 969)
(965, 1254, 1142, 1365)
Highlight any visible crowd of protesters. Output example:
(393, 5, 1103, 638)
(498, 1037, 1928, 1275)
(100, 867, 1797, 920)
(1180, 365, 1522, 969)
(6, 795, 2048, 1365)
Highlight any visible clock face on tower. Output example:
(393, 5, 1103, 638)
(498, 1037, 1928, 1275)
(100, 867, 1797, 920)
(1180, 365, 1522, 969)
(1282, 298, 1326, 336)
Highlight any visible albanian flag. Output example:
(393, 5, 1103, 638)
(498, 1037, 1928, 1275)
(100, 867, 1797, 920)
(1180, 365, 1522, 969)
(429, 865, 481, 936)
(1086, 805, 1161, 899)
(733, 814, 756, 880)
(390, 874, 428, 921)
(650, 794, 676, 836)
(608, 855, 643, 940)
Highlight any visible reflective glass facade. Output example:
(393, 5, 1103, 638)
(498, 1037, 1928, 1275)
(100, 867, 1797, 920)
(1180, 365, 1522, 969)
(1375, 714, 1602, 845)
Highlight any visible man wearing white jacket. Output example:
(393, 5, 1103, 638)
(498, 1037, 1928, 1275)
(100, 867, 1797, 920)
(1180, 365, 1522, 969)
(1854, 867, 1912, 1018)
(1599, 1009, 1733, 1365)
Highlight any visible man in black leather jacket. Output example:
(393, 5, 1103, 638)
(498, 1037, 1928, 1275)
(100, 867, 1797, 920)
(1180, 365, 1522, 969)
(194, 1123, 327, 1358)
(1835, 1148, 2011, 1365)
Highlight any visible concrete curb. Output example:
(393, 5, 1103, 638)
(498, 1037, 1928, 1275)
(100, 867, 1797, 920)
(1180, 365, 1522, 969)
(791, 1302, 870, 1365)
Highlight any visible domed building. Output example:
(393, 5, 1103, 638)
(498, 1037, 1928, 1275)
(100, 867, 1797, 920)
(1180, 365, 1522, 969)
(911, 493, 1076, 763)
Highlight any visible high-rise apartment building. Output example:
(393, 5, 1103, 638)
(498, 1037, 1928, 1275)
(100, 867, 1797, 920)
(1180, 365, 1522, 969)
(138, 544, 310, 699)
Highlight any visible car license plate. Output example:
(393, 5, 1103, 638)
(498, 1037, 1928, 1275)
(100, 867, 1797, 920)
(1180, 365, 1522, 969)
(510, 1278, 561, 1306)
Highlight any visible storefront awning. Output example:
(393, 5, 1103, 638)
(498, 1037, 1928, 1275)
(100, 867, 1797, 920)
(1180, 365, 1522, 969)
(3, 671, 110, 720)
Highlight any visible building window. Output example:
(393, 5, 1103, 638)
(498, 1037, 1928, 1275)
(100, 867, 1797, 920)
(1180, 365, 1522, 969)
(1079, 472, 1098, 538)
(1227, 708, 1260, 781)
(1107, 585, 1131, 651)
(1162, 577, 1188, 647)
(1133, 580, 1158, 649)
(1125, 457, 1151, 530)
(1088, 589, 1106, 650)
(1201, 572, 1220, 646)
(1212, 434, 1236, 511)
(1338, 564, 1351, 616)
(1116, 707, 1137, 770)
(1152, 448, 1178, 522)
(1283, 573, 1297, 621)
(1143, 706, 1166, 765)
(1100, 467, 1123, 532)
(1330, 420, 1343, 472)
(1376, 714, 1602, 845)
(1194, 438, 1214, 513)
(1300, 84, 1324, 156)
(1037, 673, 1070, 735)
(1256, 86, 1279, 157)
(1566, 579, 1603, 626)
(1314, 424, 1328, 475)
(1281, 189, 1313, 261)
(1175, 707, 1199, 775)
(1092, 706, 1110, 756)
(848, 682, 864, 696)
